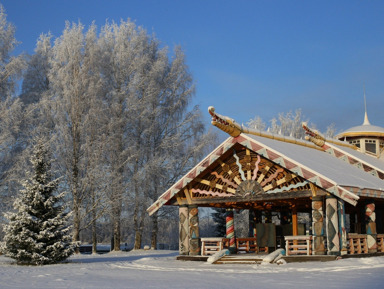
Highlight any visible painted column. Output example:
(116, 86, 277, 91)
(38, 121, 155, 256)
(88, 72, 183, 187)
(188, 205, 200, 255)
(312, 196, 325, 255)
(337, 199, 348, 255)
(226, 209, 236, 253)
(179, 205, 189, 255)
(365, 200, 377, 253)
(326, 195, 340, 255)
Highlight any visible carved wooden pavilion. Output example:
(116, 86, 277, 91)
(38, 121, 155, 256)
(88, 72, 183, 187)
(147, 107, 384, 258)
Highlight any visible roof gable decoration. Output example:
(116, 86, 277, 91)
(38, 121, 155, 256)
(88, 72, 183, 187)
(191, 147, 310, 200)
(235, 134, 359, 205)
(147, 134, 360, 216)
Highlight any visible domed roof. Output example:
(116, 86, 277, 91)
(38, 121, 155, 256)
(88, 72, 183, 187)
(336, 112, 384, 139)
(337, 124, 384, 139)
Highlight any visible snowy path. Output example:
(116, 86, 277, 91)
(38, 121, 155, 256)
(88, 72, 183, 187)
(1, 250, 384, 288)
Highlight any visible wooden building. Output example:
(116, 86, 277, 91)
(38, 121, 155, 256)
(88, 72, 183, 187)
(147, 106, 384, 258)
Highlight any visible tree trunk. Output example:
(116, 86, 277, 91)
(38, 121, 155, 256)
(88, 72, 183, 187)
(72, 193, 81, 243)
(113, 204, 121, 251)
(134, 230, 142, 250)
(92, 192, 97, 254)
(150, 212, 158, 250)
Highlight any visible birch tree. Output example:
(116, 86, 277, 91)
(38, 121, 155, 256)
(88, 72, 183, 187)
(48, 22, 105, 243)
(0, 5, 25, 220)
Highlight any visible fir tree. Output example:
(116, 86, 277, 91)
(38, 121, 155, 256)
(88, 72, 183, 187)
(211, 208, 227, 237)
(1, 140, 75, 265)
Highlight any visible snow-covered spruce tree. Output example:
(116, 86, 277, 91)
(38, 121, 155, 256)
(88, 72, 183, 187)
(1, 140, 75, 265)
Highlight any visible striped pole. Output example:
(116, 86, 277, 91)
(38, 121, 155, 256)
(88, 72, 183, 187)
(226, 209, 236, 253)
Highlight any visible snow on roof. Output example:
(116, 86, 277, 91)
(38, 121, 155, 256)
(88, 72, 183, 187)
(246, 133, 384, 191)
(329, 142, 384, 173)
(148, 131, 384, 215)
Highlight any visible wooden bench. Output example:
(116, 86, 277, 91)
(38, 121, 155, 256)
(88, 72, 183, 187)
(285, 235, 312, 256)
(347, 233, 368, 254)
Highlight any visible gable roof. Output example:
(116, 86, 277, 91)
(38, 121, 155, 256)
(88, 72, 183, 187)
(147, 131, 384, 216)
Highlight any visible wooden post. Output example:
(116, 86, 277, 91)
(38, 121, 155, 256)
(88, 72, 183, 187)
(326, 195, 340, 255)
(179, 205, 189, 255)
(188, 205, 200, 255)
(312, 196, 325, 255)
(338, 199, 348, 255)
(292, 207, 298, 236)
(365, 200, 377, 253)
(226, 209, 236, 253)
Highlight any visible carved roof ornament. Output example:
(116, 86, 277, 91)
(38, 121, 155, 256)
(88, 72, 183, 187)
(302, 122, 326, 147)
(236, 180, 264, 198)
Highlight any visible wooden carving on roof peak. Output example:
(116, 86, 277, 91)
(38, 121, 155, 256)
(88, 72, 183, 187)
(302, 122, 356, 150)
(208, 106, 356, 151)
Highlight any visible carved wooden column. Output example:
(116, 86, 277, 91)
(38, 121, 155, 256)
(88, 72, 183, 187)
(226, 209, 236, 253)
(338, 199, 348, 255)
(365, 200, 377, 253)
(312, 196, 325, 255)
(179, 205, 189, 255)
(188, 205, 200, 255)
(326, 195, 340, 255)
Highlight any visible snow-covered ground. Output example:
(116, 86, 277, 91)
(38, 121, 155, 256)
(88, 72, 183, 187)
(1, 250, 384, 289)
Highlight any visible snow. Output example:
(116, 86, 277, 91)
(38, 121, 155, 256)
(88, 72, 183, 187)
(1, 250, 384, 288)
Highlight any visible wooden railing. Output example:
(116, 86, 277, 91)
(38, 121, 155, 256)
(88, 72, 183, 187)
(285, 235, 312, 256)
(236, 238, 258, 253)
(347, 234, 368, 254)
(201, 238, 225, 256)
(201, 237, 258, 256)
(376, 234, 384, 253)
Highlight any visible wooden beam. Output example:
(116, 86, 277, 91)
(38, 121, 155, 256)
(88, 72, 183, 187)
(196, 179, 236, 194)
(246, 149, 251, 180)
(188, 190, 313, 206)
(176, 193, 183, 206)
(257, 164, 271, 183)
(310, 183, 318, 196)
(184, 188, 192, 205)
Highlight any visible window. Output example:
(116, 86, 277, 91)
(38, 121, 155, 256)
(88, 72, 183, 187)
(365, 139, 376, 154)
(349, 140, 360, 148)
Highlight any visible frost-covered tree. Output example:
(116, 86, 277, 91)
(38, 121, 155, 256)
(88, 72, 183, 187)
(247, 116, 266, 131)
(1, 139, 74, 265)
(20, 33, 52, 106)
(48, 22, 106, 244)
(0, 5, 25, 101)
(0, 5, 26, 223)
(270, 109, 307, 139)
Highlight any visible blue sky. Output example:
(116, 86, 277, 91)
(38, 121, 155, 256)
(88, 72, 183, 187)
(2, 0, 384, 133)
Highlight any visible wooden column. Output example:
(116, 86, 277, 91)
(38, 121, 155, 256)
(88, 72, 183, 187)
(312, 196, 325, 255)
(179, 205, 189, 255)
(292, 207, 298, 236)
(338, 199, 348, 255)
(226, 209, 236, 253)
(188, 205, 200, 255)
(365, 200, 377, 253)
(326, 195, 340, 255)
